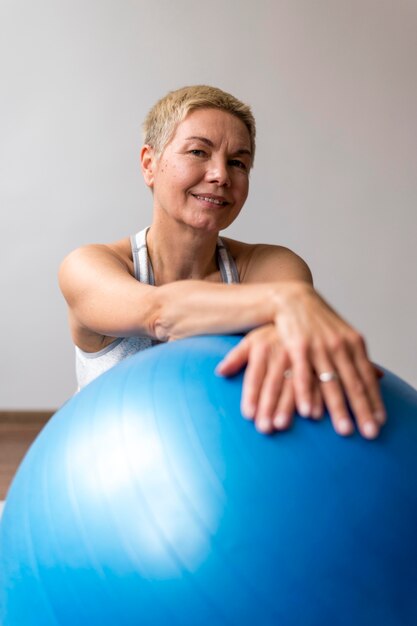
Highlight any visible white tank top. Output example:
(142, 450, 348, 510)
(75, 227, 240, 389)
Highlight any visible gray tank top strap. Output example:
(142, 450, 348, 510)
(130, 227, 155, 285)
(216, 236, 240, 284)
(131, 227, 240, 285)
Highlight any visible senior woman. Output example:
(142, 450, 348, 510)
(59, 85, 386, 439)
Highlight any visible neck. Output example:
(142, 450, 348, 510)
(146, 217, 220, 285)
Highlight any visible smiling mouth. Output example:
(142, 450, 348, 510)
(192, 194, 229, 206)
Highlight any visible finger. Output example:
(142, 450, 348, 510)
(311, 381, 324, 420)
(351, 341, 386, 424)
(240, 343, 268, 420)
(289, 341, 314, 417)
(319, 378, 355, 436)
(312, 353, 354, 436)
(216, 340, 249, 376)
(273, 379, 296, 431)
(254, 353, 287, 434)
(333, 350, 382, 439)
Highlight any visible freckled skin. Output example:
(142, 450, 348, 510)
(142, 109, 251, 235)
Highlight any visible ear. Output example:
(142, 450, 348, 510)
(141, 145, 157, 188)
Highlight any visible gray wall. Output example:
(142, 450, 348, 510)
(1, 0, 416, 409)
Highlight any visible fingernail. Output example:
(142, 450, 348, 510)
(299, 402, 311, 418)
(273, 414, 288, 429)
(363, 421, 379, 439)
(242, 404, 255, 419)
(256, 418, 272, 434)
(337, 418, 354, 436)
(373, 410, 386, 425)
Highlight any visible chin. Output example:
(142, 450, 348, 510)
(193, 220, 230, 234)
(180, 215, 227, 234)
(189, 211, 239, 234)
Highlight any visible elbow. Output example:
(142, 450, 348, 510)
(149, 282, 189, 342)
(151, 315, 171, 342)
(147, 286, 174, 342)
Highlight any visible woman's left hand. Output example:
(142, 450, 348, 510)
(216, 324, 323, 434)
(216, 317, 385, 438)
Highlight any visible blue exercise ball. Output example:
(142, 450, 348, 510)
(1, 335, 417, 625)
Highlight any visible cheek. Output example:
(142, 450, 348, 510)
(174, 165, 203, 190)
(236, 176, 249, 201)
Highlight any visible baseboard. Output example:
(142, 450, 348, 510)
(0, 410, 55, 424)
(0, 410, 56, 500)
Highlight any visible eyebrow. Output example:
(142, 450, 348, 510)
(185, 136, 252, 157)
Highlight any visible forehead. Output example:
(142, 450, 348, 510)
(172, 108, 251, 148)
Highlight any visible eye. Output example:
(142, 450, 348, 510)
(189, 149, 207, 157)
(229, 159, 247, 170)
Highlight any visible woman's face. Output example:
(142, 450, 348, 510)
(143, 108, 252, 234)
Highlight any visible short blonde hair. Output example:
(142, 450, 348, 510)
(143, 85, 256, 167)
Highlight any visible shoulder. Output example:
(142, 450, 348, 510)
(221, 237, 313, 284)
(58, 236, 137, 353)
(60, 237, 135, 281)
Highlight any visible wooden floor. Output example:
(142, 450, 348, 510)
(0, 411, 54, 500)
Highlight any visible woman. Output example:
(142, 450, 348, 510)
(59, 85, 386, 439)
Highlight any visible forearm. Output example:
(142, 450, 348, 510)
(152, 280, 305, 341)
(60, 244, 312, 341)
(156, 280, 269, 340)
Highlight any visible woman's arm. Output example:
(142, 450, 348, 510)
(60, 242, 385, 439)
(59, 243, 283, 342)
(216, 244, 385, 439)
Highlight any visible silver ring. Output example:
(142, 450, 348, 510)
(318, 371, 339, 383)
(283, 369, 293, 380)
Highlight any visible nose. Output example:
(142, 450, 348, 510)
(206, 158, 231, 187)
